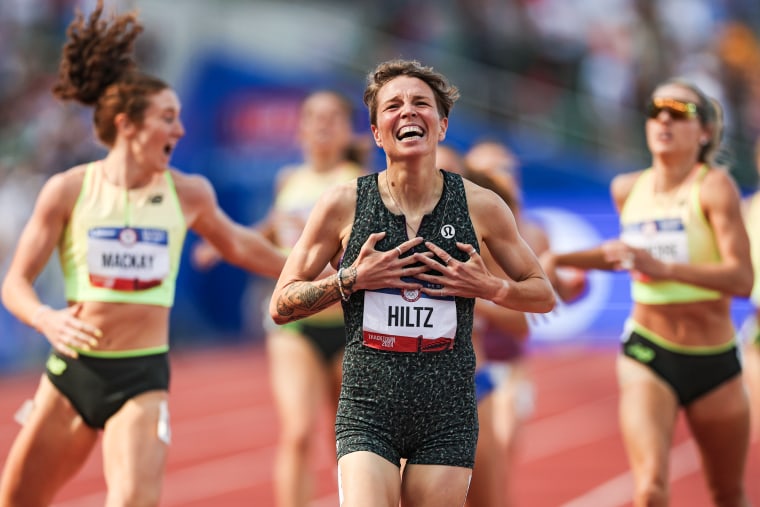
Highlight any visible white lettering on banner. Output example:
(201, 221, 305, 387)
(364, 333, 397, 349)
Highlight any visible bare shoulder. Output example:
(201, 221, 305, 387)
(300, 177, 359, 241)
(52, 163, 88, 188)
(168, 169, 214, 205)
(314, 177, 359, 216)
(703, 166, 739, 189)
(610, 169, 643, 197)
(462, 177, 503, 213)
(38, 164, 89, 212)
(610, 169, 644, 210)
(701, 167, 742, 208)
(462, 177, 517, 242)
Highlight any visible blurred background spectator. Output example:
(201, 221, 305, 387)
(2, 0, 759, 370)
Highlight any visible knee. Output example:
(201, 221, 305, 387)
(279, 421, 314, 452)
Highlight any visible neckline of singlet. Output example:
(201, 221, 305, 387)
(378, 169, 450, 240)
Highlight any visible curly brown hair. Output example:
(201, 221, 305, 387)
(52, 0, 168, 147)
(362, 59, 460, 126)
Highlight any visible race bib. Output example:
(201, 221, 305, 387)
(362, 281, 457, 353)
(87, 227, 170, 291)
(621, 218, 689, 263)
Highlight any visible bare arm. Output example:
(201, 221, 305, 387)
(190, 171, 282, 272)
(191, 214, 274, 271)
(545, 246, 616, 271)
(472, 221, 545, 341)
(543, 171, 640, 273)
(1, 168, 101, 357)
(174, 171, 285, 279)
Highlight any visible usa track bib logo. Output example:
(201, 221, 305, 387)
(401, 288, 421, 302)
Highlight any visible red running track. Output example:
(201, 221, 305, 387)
(0, 342, 757, 506)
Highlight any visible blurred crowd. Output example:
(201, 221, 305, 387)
(354, 0, 760, 180)
(1, 0, 760, 301)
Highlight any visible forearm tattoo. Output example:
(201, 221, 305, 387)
(275, 266, 357, 322)
(342, 266, 357, 293)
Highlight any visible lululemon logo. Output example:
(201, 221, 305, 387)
(440, 224, 455, 239)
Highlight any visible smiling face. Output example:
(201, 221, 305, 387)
(370, 75, 447, 161)
(645, 83, 708, 162)
(129, 88, 185, 172)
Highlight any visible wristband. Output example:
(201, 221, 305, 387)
(337, 267, 350, 302)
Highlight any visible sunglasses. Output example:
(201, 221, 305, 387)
(646, 98, 700, 121)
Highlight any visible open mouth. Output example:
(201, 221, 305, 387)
(396, 125, 424, 141)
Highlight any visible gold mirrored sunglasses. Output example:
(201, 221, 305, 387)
(646, 97, 700, 121)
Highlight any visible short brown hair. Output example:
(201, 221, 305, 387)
(363, 59, 459, 126)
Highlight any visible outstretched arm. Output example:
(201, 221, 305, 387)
(175, 171, 285, 279)
(540, 171, 639, 277)
(542, 246, 618, 272)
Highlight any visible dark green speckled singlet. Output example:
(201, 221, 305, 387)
(335, 170, 479, 468)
